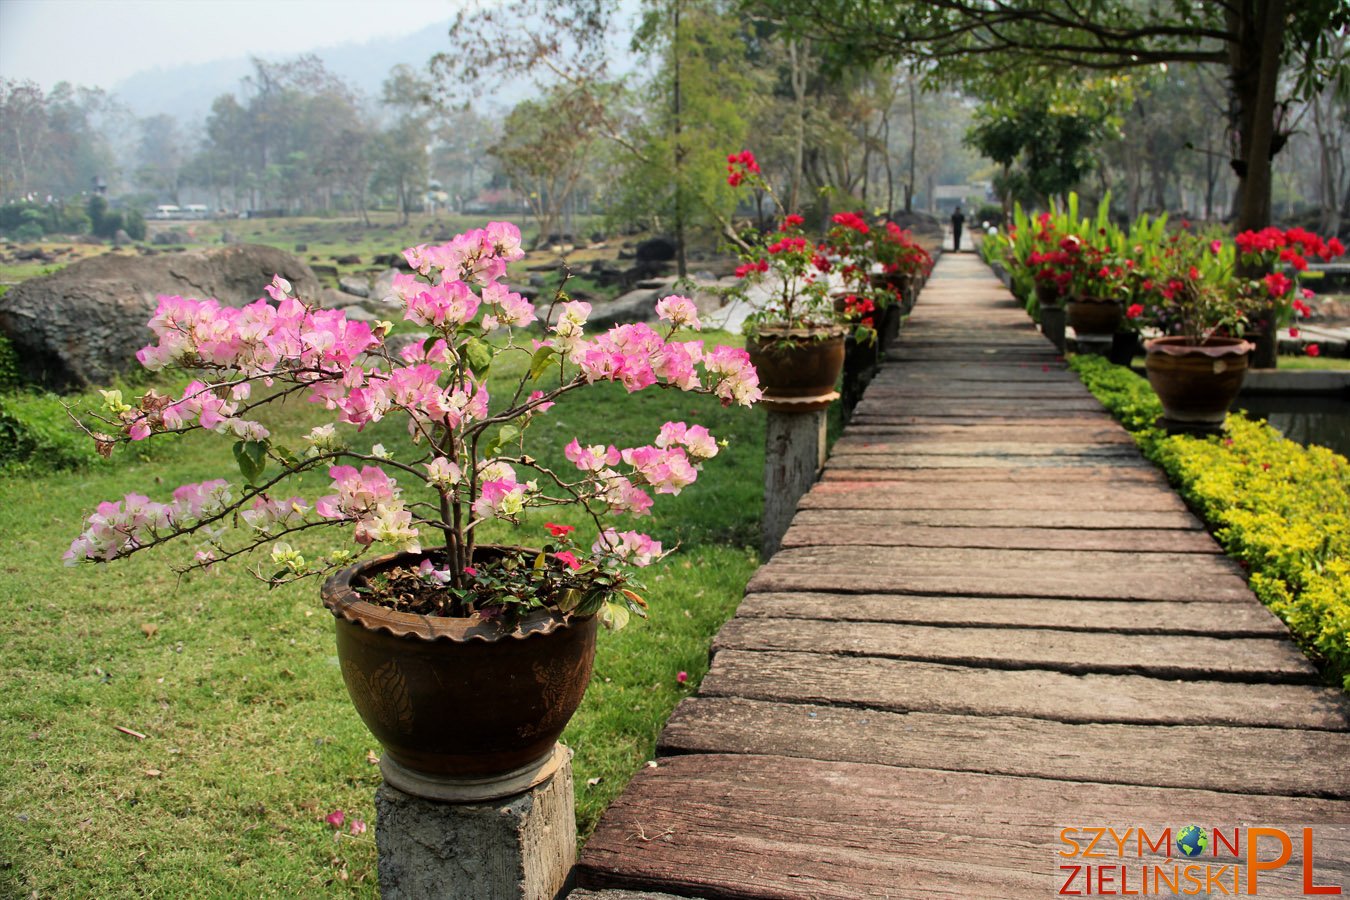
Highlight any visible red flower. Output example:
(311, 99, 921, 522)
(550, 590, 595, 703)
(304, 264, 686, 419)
(544, 522, 575, 538)
(830, 211, 869, 234)
(1289, 327, 1300, 338)
(325, 810, 346, 829)
(555, 551, 581, 570)
(781, 214, 804, 230)
(1307, 343, 1321, 357)
(463, 566, 478, 577)
(1328, 237, 1345, 258)
(1264, 272, 1292, 298)
(1126, 303, 1144, 319)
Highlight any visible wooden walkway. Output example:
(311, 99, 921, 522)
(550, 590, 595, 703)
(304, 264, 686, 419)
(573, 254, 1350, 899)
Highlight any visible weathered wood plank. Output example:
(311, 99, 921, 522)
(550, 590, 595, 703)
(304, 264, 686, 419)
(658, 697, 1350, 798)
(700, 650, 1350, 730)
(825, 452, 1154, 470)
(778, 523, 1220, 553)
(840, 424, 1135, 444)
(799, 481, 1192, 511)
(711, 617, 1317, 683)
(791, 506, 1203, 530)
(767, 545, 1242, 575)
(746, 567, 1253, 602)
(576, 754, 1350, 900)
(735, 592, 1288, 637)
(829, 440, 1140, 458)
(854, 399, 1106, 415)
(821, 465, 1168, 484)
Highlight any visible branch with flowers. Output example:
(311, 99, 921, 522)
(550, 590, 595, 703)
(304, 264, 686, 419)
(64, 222, 762, 629)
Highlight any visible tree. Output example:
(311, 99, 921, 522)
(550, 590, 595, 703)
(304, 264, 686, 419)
(135, 114, 184, 204)
(759, 0, 1350, 237)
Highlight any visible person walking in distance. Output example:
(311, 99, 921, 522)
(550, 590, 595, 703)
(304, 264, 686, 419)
(951, 205, 965, 252)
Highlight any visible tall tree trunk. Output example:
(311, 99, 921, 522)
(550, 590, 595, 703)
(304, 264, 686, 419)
(671, 0, 688, 279)
(1227, 0, 1287, 367)
(906, 76, 917, 213)
(788, 39, 808, 216)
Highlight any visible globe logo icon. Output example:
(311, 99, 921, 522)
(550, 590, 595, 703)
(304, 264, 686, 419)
(1176, 825, 1209, 858)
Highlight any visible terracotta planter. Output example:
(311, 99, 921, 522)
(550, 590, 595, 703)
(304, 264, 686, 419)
(747, 326, 847, 412)
(1066, 296, 1123, 337)
(322, 548, 598, 800)
(1144, 336, 1255, 425)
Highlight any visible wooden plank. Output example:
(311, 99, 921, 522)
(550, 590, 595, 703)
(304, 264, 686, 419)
(778, 524, 1220, 553)
(735, 592, 1288, 637)
(711, 618, 1318, 683)
(825, 453, 1154, 470)
(854, 399, 1105, 415)
(799, 482, 1191, 511)
(746, 566, 1253, 602)
(577, 754, 1350, 900)
(767, 545, 1243, 575)
(829, 440, 1140, 457)
(700, 650, 1350, 730)
(820, 465, 1170, 485)
(840, 424, 1135, 444)
(791, 507, 1203, 530)
(658, 697, 1350, 798)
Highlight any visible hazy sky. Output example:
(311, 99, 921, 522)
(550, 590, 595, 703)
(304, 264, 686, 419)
(0, 0, 465, 90)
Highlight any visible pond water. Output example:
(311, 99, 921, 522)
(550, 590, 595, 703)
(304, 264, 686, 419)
(1236, 394, 1350, 459)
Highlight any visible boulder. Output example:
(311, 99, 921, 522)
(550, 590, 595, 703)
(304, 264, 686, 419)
(635, 236, 677, 262)
(339, 274, 371, 298)
(0, 244, 321, 390)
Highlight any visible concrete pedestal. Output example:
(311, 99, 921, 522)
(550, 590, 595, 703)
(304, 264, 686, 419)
(1040, 304, 1066, 352)
(375, 753, 576, 900)
(761, 407, 829, 559)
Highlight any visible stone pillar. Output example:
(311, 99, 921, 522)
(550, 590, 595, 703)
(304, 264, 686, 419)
(375, 748, 576, 900)
(761, 405, 830, 559)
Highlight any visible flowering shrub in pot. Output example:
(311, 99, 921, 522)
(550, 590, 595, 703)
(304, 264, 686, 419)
(724, 150, 849, 410)
(63, 221, 761, 794)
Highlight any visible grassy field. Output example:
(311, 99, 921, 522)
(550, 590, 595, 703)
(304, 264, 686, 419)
(0, 330, 764, 897)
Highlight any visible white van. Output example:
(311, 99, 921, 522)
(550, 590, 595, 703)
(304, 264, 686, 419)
(154, 205, 181, 219)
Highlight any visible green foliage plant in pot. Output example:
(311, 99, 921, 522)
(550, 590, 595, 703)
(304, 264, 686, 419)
(63, 221, 763, 799)
(725, 150, 848, 412)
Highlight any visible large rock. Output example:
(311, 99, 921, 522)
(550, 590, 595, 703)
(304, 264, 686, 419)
(0, 244, 321, 390)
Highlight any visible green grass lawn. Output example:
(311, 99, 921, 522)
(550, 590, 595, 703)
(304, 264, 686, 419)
(0, 330, 763, 896)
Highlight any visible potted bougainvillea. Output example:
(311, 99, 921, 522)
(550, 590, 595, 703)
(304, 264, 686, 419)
(64, 221, 761, 799)
(724, 150, 849, 411)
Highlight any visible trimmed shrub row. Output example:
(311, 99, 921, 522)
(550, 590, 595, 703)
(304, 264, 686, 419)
(1071, 356, 1350, 690)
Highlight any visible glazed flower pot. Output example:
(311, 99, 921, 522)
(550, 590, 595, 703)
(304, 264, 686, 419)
(1144, 336, 1255, 425)
(1066, 296, 1122, 337)
(747, 326, 847, 412)
(322, 548, 598, 800)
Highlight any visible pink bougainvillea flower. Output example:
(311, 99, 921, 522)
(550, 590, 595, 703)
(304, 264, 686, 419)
(676, 671, 688, 684)
(348, 819, 367, 836)
(555, 551, 581, 570)
(463, 566, 478, 577)
(325, 810, 345, 829)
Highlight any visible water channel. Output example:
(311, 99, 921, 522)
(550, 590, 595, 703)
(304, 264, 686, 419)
(1236, 393, 1350, 458)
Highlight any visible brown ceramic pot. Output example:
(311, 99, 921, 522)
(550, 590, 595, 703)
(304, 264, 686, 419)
(1066, 296, 1123, 337)
(321, 548, 598, 791)
(1144, 336, 1255, 425)
(1035, 280, 1063, 309)
(747, 325, 847, 412)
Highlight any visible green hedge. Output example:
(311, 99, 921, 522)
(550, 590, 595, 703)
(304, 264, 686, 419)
(1071, 356, 1350, 690)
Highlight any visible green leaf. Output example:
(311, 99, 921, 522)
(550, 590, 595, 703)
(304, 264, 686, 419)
(272, 445, 300, 467)
(232, 439, 268, 484)
(485, 424, 521, 457)
(464, 337, 493, 374)
(528, 346, 557, 381)
(422, 334, 440, 355)
(600, 599, 631, 631)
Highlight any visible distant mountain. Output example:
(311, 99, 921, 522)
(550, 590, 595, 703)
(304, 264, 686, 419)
(112, 21, 530, 125)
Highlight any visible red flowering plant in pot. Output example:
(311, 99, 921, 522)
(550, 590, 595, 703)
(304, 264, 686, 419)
(1233, 225, 1345, 363)
(63, 220, 762, 798)
(724, 150, 850, 410)
(1056, 234, 1135, 340)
